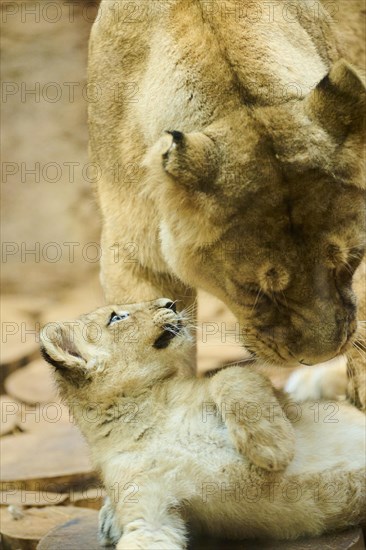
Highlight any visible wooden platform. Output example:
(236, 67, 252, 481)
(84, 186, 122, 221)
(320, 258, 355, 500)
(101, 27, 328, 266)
(34, 512, 365, 550)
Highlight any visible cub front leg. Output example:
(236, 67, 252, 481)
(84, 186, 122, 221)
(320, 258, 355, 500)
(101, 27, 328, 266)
(105, 481, 187, 550)
(116, 511, 187, 550)
(209, 366, 295, 471)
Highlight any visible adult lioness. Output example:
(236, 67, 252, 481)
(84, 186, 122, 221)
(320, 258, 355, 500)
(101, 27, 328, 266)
(40, 300, 366, 548)
(88, 0, 366, 367)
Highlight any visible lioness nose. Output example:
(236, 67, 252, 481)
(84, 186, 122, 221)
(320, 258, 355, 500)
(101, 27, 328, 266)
(291, 329, 349, 366)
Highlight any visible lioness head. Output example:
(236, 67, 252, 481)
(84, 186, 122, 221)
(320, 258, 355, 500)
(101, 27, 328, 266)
(145, 60, 366, 367)
(40, 299, 193, 399)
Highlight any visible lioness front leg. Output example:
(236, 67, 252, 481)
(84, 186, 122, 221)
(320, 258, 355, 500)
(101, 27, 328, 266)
(209, 366, 295, 471)
(100, 226, 196, 309)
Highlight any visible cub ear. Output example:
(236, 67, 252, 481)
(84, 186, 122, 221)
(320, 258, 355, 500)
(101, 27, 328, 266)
(148, 130, 218, 190)
(40, 323, 86, 371)
(306, 59, 366, 140)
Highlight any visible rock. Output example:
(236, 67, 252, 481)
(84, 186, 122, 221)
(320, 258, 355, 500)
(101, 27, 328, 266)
(15, 402, 72, 434)
(0, 490, 67, 508)
(37, 509, 100, 550)
(0, 505, 93, 550)
(0, 303, 40, 391)
(68, 487, 105, 510)
(0, 396, 20, 436)
(5, 360, 57, 405)
(0, 425, 97, 492)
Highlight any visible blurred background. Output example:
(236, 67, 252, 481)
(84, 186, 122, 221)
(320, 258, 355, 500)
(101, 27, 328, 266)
(1, 0, 365, 548)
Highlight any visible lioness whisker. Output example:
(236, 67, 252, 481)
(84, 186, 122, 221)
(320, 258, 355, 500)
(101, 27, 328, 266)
(352, 343, 365, 362)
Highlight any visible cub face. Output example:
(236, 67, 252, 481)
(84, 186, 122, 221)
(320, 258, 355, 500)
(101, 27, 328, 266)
(145, 60, 366, 367)
(40, 299, 193, 398)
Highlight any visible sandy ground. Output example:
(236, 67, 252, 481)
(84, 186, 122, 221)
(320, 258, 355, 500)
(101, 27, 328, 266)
(1, 0, 100, 295)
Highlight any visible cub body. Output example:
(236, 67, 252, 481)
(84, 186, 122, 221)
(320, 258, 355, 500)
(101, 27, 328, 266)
(41, 300, 366, 549)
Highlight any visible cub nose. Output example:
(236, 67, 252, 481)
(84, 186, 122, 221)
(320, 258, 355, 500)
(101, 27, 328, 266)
(154, 298, 177, 312)
(165, 300, 177, 313)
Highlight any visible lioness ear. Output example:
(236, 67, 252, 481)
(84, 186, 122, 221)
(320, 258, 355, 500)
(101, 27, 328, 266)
(306, 59, 366, 140)
(40, 323, 86, 371)
(159, 130, 218, 190)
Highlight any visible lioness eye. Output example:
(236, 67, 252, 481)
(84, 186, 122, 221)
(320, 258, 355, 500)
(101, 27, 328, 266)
(108, 311, 130, 326)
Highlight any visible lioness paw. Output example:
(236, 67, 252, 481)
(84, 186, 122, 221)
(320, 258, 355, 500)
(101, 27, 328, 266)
(285, 360, 348, 402)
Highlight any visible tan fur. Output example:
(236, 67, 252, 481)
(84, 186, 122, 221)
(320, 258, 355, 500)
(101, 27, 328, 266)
(40, 300, 366, 548)
(89, 0, 366, 368)
(346, 259, 366, 410)
(286, 259, 366, 410)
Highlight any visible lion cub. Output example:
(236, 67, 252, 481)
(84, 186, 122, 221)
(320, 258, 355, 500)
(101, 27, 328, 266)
(41, 299, 365, 549)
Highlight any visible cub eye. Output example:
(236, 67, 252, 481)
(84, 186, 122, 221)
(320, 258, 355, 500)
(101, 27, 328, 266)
(108, 311, 130, 326)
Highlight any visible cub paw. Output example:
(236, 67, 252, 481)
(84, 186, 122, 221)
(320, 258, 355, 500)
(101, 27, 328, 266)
(117, 530, 185, 550)
(246, 432, 295, 471)
(99, 497, 122, 547)
(229, 418, 295, 471)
